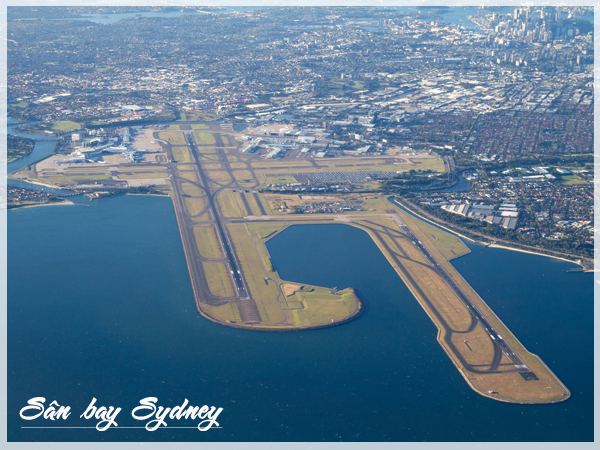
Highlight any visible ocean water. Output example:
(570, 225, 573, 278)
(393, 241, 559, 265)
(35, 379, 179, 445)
(8, 195, 593, 441)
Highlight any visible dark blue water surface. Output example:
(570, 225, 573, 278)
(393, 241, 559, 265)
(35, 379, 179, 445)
(8, 195, 593, 441)
(6, 116, 80, 174)
(429, 175, 472, 192)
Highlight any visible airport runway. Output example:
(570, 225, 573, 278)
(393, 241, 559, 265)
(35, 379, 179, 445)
(379, 211, 538, 380)
(161, 130, 262, 324)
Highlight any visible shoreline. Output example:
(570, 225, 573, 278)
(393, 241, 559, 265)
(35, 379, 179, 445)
(125, 192, 170, 197)
(488, 243, 582, 266)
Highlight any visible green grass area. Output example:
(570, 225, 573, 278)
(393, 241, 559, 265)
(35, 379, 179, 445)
(159, 131, 187, 146)
(254, 165, 413, 179)
(238, 180, 257, 189)
(193, 226, 223, 259)
(171, 146, 192, 163)
(286, 288, 359, 327)
(63, 168, 110, 174)
(86, 166, 154, 172)
(217, 189, 244, 218)
(156, 155, 167, 164)
(116, 173, 168, 179)
(206, 170, 232, 184)
(229, 162, 246, 169)
(233, 170, 254, 182)
(40, 175, 110, 185)
(194, 132, 216, 146)
(8, 102, 28, 108)
(221, 135, 230, 146)
(226, 223, 284, 323)
(248, 222, 286, 240)
(203, 163, 222, 170)
(43, 61, 58, 65)
(203, 302, 241, 323)
(177, 164, 195, 170)
(251, 160, 313, 168)
(7, 135, 35, 163)
(198, 147, 218, 154)
(255, 193, 272, 214)
(184, 197, 206, 216)
(409, 157, 445, 172)
(191, 211, 213, 222)
(265, 175, 298, 184)
(166, 124, 181, 130)
(181, 182, 203, 197)
(559, 175, 589, 185)
(227, 155, 238, 162)
(191, 124, 209, 130)
(201, 154, 219, 161)
(179, 172, 198, 182)
(313, 158, 389, 167)
(242, 192, 262, 216)
(202, 262, 235, 297)
(50, 121, 81, 132)
(177, 112, 187, 121)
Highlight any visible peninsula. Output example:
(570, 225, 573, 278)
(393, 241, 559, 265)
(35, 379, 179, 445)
(14, 123, 570, 404)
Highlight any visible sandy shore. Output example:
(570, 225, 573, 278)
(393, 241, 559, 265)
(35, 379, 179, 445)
(488, 244, 583, 267)
(12, 178, 65, 190)
(125, 193, 170, 197)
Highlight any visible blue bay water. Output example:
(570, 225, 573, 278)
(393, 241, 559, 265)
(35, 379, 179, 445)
(8, 195, 593, 441)
(50, 7, 593, 26)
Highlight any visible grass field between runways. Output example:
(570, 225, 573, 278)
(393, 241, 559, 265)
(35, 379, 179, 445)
(194, 226, 223, 259)
(206, 170, 233, 184)
(194, 132, 216, 146)
(158, 131, 187, 146)
(226, 223, 285, 324)
(116, 173, 168, 179)
(203, 302, 241, 323)
(171, 146, 192, 163)
(179, 172, 198, 182)
(217, 189, 244, 218)
(202, 262, 235, 297)
(181, 182, 204, 197)
(184, 197, 206, 216)
(286, 288, 359, 327)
